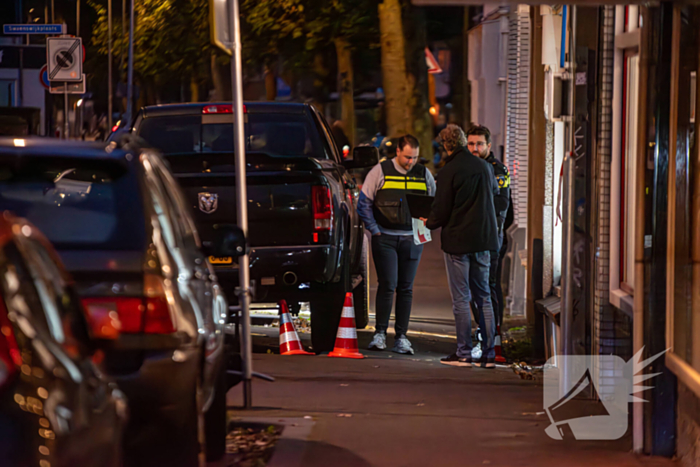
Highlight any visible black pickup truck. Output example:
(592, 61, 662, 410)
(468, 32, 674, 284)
(127, 102, 376, 352)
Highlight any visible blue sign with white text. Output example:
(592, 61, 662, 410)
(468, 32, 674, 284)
(3, 24, 64, 35)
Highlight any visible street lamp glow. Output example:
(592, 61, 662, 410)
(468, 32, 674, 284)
(77, 99, 83, 107)
(13, 139, 25, 147)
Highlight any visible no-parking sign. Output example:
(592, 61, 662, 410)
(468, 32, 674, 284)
(39, 65, 50, 89)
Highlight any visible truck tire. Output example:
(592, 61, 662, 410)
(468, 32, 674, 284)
(310, 252, 350, 353)
(353, 233, 370, 329)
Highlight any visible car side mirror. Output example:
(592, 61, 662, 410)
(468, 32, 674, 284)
(205, 224, 248, 258)
(343, 146, 379, 170)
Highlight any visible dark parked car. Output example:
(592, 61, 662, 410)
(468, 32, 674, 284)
(127, 102, 378, 352)
(0, 137, 234, 465)
(0, 213, 127, 467)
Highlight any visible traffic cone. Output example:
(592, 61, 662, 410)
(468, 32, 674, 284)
(278, 300, 313, 356)
(328, 293, 364, 359)
(494, 325, 506, 363)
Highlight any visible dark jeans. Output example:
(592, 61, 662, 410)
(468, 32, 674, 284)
(371, 234, 424, 338)
(472, 231, 505, 330)
(445, 251, 495, 359)
(495, 231, 507, 328)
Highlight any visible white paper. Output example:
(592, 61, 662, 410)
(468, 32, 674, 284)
(412, 218, 432, 245)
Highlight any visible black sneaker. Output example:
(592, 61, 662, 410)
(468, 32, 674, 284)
(475, 357, 496, 369)
(440, 353, 472, 367)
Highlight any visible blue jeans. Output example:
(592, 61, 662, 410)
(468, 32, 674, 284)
(444, 251, 496, 359)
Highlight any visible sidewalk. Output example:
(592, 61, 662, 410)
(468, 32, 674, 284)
(226, 342, 677, 467)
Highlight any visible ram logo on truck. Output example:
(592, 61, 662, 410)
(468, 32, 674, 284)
(198, 192, 219, 214)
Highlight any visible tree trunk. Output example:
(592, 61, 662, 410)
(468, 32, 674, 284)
(403, 5, 434, 168)
(334, 38, 356, 146)
(311, 52, 329, 110)
(210, 53, 225, 101)
(379, 0, 410, 137)
(190, 74, 199, 102)
(264, 64, 277, 101)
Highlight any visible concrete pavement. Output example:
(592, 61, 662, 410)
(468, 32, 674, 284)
(227, 331, 677, 467)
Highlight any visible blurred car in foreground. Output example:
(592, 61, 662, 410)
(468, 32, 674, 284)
(0, 137, 238, 465)
(0, 213, 127, 467)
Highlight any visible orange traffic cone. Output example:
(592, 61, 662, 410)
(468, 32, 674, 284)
(278, 300, 313, 356)
(494, 325, 506, 363)
(328, 293, 364, 359)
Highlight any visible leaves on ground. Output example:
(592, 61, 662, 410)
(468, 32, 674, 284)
(226, 425, 281, 467)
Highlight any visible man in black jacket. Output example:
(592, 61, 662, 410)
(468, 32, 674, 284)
(425, 124, 499, 369)
(468, 125, 511, 333)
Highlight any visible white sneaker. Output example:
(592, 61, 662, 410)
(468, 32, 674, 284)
(471, 343, 483, 360)
(392, 336, 415, 355)
(368, 332, 387, 350)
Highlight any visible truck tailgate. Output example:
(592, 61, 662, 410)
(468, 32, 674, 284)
(171, 155, 326, 247)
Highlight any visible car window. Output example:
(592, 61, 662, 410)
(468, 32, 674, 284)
(138, 115, 202, 154)
(0, 160, 145, 251)
(142, 156, 181, 250)
(151, 155, 201, 248)
(137, 112, 329, 159)
(313, 109, 342, 163)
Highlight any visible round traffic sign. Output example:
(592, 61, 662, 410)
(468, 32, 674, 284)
(39, 65, 50, 89)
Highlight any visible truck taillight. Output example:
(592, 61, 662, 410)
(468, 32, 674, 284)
(81, 275, 175, 336)
(312, 185, 333, 231)
(202, 104, 247, 114)
(0, 299, 20, 390)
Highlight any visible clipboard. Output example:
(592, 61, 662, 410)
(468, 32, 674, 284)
(406, 194, 434, 219)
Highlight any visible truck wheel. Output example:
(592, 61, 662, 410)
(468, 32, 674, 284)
(353, 233, 370, 329)
(310, 255, 350, 353)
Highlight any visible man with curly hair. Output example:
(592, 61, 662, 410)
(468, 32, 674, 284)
(424, 124, 499, 369)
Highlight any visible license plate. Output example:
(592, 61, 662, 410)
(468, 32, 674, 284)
(208, 256, 233, 265)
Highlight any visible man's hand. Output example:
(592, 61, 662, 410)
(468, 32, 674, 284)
(419, 217, 428, 223)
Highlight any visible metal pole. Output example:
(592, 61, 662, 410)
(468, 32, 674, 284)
(64, 83, 69, 139)
(230, 0, 253, 409)
(51, 0, 54, 23)
(18, 49, 23, 108)
(559, 4, 577, 398)
(108, 0, 113, 131)
(76, 0, 80, 37)
(125, 0, 134, 126)
(121, 0, 125, 79)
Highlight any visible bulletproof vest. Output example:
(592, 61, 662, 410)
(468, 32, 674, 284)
(372, 159, 428, 231)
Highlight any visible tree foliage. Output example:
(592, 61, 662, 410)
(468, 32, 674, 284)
(241, 0, 379, 72)
(88, 0, 211, 84)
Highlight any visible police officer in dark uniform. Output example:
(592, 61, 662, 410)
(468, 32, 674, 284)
(465, 125, 511, 330)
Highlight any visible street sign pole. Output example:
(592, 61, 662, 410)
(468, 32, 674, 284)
(229, 0, 253, 409)
(108, 0, 113, 130)
(126, 0, 134, 126)
(64, 82, 69, 139)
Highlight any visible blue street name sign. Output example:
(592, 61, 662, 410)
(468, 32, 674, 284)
(3, 24, 65, 35)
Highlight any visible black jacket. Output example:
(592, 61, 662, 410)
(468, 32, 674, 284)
(485, 152, 511, 231)
(426, 147, 499, 254)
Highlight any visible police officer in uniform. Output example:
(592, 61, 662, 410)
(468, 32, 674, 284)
(357, 135, 436, 354)
(466, 125, 511, 330)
